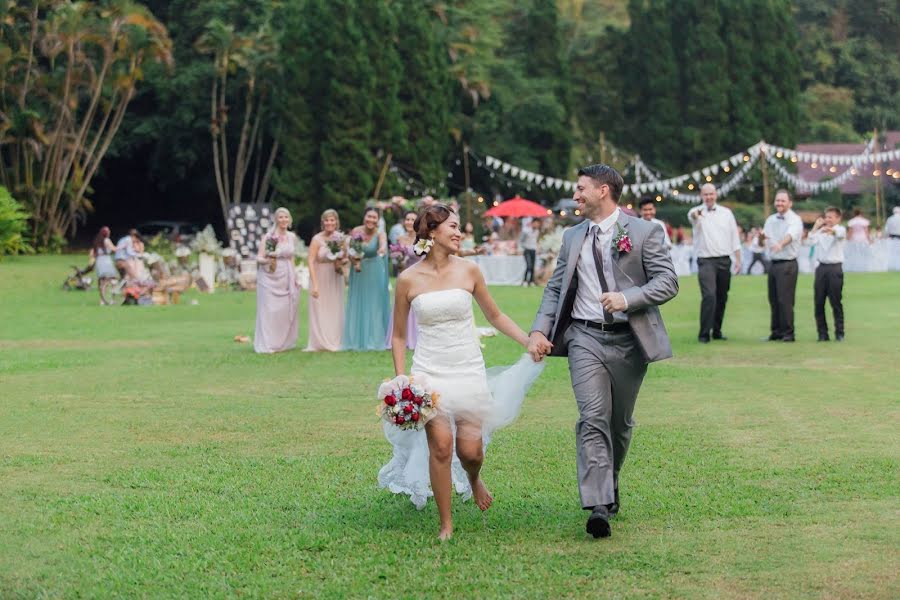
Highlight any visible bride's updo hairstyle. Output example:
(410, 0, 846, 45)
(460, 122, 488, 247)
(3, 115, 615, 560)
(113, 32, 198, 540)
(413, 203, 455, 243)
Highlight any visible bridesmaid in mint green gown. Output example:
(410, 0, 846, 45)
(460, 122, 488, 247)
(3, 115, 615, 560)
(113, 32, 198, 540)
(343, 208, 390, 351)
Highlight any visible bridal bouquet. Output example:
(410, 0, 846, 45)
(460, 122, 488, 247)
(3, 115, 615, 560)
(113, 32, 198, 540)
(264, 234, 281, 273)
(378, 375, 439, 430)
(347, 232, 365, 272)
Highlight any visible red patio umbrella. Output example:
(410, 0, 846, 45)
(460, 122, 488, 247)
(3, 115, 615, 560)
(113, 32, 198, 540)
(484, 195, 552, 218)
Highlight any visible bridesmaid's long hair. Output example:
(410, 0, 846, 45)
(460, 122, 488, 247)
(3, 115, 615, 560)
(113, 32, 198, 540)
(92, 226, 111, 252)
(413, 203, 454, 244)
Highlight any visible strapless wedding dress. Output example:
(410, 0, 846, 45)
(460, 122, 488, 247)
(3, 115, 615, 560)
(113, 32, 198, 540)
(377, 288, 544, 509)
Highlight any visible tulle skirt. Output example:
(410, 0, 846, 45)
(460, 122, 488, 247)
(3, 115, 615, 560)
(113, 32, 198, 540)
(377, 354, 545, 509)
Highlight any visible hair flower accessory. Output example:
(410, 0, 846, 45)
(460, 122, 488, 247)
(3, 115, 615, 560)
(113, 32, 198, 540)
(612, 223, 632, 253)
(413, 238, 434, 256)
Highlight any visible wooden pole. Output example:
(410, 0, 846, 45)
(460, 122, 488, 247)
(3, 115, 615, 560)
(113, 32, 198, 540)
(760, 142, 771, 217)
(463, 143, 472, 226)
(372, 152, 393, 201)
(873, 128, 883, 229)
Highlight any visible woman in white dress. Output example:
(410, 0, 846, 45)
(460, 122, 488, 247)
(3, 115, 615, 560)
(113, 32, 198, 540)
(383, 203, 543, 540)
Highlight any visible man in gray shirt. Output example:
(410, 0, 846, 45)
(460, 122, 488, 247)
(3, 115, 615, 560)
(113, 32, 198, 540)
(519, 218, 541, 286)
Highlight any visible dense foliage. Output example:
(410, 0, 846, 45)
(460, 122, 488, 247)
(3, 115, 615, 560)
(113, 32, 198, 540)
(2, 0, 895, 243)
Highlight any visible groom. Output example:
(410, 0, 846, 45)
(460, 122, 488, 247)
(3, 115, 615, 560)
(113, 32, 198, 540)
(527, 164, 679, 538)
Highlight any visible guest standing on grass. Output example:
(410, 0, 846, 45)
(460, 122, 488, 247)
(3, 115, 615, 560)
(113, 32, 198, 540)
(306, 209, 346, 352)
(90, 226, 118, 305)
(254, 207, 300, 354)
(809, 207, 846, 342)
(688, 184, 742, 343)
(519, 218, 541, 286)
(343, 207, 390, 351)
(763, 190, 803, 343)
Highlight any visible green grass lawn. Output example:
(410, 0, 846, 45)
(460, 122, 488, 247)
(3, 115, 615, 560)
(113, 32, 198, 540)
(1, 255, 898, 598)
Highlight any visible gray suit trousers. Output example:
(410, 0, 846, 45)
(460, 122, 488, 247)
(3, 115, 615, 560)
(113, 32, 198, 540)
(566, 323, 647, 509)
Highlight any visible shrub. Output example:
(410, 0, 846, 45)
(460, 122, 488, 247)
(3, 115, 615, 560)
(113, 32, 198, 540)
(0, 186, 33, 258)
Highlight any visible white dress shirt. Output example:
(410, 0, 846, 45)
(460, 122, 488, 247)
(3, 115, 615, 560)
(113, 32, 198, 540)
(764, 209, 804, 260)
(886, 213, 900, 237)
(810, 225, 846, 264)
(688, 204, 741, 258)
(649, 217, 672, 249)
(573, 209, 628, 323)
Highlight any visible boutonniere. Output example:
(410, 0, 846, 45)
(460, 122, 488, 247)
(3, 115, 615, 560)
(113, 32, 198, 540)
(612, 223, 632, 253)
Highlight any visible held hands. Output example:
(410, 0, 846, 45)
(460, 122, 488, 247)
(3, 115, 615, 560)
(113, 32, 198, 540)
(527, 331, 553, 362)
(600, 292, 627, 313)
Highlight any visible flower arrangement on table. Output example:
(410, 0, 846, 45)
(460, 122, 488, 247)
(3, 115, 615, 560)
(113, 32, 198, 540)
(264, 234, 282, 273)
(347, 232, 366, 272)
(377, 375, 439, 431)
(324, 232, 346, 272)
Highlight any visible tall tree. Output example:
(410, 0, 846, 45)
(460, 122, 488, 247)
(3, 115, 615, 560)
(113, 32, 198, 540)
(671, 0, 730, 169)
(624, 0, 682, 171)
(751, 0, 800, 146)
(0, 0, 173, 248)
(395, 0, 453, 191)
(721, 0, 762, 150)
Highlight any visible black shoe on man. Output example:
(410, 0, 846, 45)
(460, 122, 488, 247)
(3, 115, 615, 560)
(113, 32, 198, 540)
(817, 334, 830, 342)
(586, 505, 611, 539)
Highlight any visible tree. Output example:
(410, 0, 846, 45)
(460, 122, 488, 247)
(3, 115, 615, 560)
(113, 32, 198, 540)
(0, 0, 173, 248)
(395, 0, 453, 190)
(751, 0, 800, 146)
(671, 0, 730, 168)
(624, 0, 682, 171)
(195, 13, 280, 225)
(721, 0, 761, 150)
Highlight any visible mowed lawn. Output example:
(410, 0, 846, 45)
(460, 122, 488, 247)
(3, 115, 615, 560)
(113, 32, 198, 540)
(1, 255, 898, 599)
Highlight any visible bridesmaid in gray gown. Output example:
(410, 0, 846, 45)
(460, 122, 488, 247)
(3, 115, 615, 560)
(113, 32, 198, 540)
(254, 207, 300, 353)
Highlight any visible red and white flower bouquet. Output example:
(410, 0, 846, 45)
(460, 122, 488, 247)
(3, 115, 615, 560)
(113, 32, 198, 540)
(377, 375, 440, 431)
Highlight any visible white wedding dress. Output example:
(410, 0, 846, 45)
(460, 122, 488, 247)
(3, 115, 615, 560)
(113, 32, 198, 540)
(378, 288, 545, 509)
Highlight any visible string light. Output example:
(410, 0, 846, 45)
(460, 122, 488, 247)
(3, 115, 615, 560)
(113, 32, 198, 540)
(574, 209, 581, 215)
(791, 156, 798, 163)
(723, 165, 731, 172)
(626, 204, 633, 210)
(560, 210, 567, 217)
(492, 200, 499, 206)
(776, 151, 783, 158)
(811, 162, 817, 169)
(743, 155, 750, 162)
(829, 166, 837, 173)
(705, 175, 712, 182)
(655, 195, 662, 202)
(672, 190, 679, 196)
(873, 170, 881, 176)
(477, 196, 484, 203)
(687, 183, 694, 190)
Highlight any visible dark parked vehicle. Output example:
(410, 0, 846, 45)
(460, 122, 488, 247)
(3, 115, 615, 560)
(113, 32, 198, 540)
(136, 221, 201, 244)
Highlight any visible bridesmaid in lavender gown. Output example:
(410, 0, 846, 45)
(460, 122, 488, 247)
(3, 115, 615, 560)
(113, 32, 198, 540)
(254, 207, 301, 353)
(385, 211, 422, 349)
(306, 209, 347, 351)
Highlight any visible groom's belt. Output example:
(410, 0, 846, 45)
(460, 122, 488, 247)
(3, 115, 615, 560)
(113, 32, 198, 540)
(572, 319, 631, 333)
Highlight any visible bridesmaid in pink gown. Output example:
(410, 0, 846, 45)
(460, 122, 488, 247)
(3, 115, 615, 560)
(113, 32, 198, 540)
(306, 209, 347, 351)
(254, 207, 301, 353)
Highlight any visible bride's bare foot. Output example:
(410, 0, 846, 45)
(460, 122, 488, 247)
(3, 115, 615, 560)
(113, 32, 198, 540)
(472, 478, 494, 511)
(438, 525, 453, 541)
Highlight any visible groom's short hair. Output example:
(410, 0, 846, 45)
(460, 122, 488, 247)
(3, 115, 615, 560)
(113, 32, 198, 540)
(577, 164, 624, 201)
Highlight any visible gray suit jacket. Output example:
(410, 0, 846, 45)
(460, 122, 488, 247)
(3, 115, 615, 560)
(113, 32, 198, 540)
(531, 211, 679, 363)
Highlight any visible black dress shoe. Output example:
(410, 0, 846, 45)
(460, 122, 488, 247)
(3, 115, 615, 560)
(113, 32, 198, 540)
(767, 334, 782, 341)
(817, 334, 830, 342)
(712, 333, 728, 341)
(782, 335, 796, 342)
(835, 333, 844, 341)
(586, 506, 611, 538)
(698, 336, 710, 344)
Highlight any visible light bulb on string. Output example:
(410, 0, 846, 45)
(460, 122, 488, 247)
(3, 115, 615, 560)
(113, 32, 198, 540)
(705, 176, 712, 182)
(791, 156, 798, 163)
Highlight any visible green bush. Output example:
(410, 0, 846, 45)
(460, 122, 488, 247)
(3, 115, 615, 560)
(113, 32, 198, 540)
(0, 186, 33, 259)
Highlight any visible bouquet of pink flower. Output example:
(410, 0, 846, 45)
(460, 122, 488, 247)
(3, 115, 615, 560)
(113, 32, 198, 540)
(377, 375, 440, 430)
(347, 232, 366, 272)
(324, 232, 346, 272)
(264, 234, 282, 272)
(388, 243, 413, 271)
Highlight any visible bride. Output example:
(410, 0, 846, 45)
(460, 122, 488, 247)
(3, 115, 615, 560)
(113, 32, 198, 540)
(380, 203, 544, 540)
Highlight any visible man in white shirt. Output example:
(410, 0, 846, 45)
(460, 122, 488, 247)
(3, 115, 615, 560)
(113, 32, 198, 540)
(809, 207, 846, 341)
(639, 197, 673, 250)
(886, 206, 900, 239)
(687, 184, 742, 343)
(762, 189, 804, 342)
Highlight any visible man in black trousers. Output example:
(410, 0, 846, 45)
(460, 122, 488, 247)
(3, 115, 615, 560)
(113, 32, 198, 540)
(762, 190, 804, 342)
(687, 184, 742, 343)
(809, 207, 847, 341)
